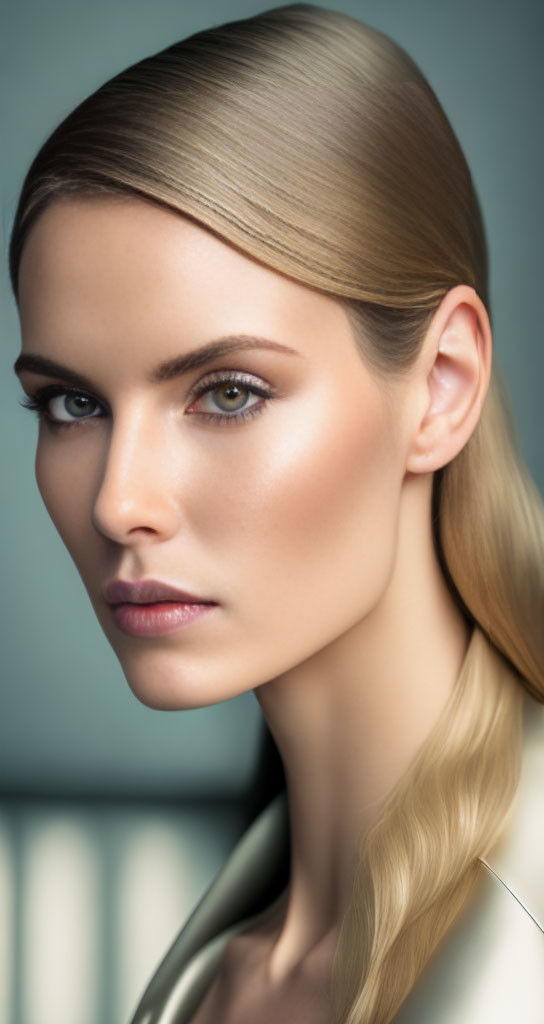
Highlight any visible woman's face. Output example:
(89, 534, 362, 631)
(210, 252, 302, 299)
(16, 198, 416, 709)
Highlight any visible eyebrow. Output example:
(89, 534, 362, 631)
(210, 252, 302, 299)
(13, 335, 302, 387)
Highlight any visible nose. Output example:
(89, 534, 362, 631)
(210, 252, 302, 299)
(91, 406, 180, 544)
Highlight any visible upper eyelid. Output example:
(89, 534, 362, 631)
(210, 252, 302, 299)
(21, 369, 275, 419)
(191, 368, 272, 390)
(23, 367, 272, 401)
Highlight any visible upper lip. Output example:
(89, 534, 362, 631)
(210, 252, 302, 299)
(104, 579, 215, 605)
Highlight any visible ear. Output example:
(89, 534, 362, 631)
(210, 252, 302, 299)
(406, 285, 492, 473)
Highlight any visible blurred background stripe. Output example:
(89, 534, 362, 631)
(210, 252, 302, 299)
(2, 800, 246, 1024)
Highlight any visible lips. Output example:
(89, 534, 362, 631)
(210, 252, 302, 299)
(103, 578, 216, 605)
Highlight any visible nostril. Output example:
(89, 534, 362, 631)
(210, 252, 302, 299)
(92, 484, 179, 544)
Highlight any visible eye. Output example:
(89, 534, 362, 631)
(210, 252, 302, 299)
(49, 392, 102, 422)
(19, 387, 104, 428)
(19, 372, 277, 430)
(187, 371, 275, 424)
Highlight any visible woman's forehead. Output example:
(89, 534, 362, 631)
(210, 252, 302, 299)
(21, 198, 328, 306)
(17, 196, 373, 379)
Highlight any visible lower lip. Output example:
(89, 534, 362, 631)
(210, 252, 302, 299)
(112, 601, 217, 637)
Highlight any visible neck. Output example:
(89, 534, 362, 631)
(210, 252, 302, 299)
(254, 472, 471, 983)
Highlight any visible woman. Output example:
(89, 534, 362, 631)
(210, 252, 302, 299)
(9, 4, 543, 1022)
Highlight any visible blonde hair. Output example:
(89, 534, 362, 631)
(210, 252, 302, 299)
(9, 5, 544, 1021)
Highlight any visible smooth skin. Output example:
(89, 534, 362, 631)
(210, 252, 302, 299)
(15, 197, 492, 1023)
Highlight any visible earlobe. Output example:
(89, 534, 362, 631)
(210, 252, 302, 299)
(406, 286, 492, 474)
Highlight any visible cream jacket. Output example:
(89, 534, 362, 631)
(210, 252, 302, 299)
(130, 696, 544, 1023)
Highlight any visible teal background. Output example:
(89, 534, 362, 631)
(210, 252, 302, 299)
(1, 0, 542, 795)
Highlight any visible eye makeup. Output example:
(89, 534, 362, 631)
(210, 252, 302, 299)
(19, 369, 277, 430)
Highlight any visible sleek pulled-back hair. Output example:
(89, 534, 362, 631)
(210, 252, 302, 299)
(9, 6, 544, 1022)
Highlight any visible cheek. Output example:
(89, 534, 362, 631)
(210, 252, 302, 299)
(35, 435, 96, 568)
(215, 392, 404, 639)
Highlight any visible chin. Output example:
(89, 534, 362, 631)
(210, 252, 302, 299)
(113, 648, 250, 711)
(121, 674, 227, 711)
(125, 682, 204, 712)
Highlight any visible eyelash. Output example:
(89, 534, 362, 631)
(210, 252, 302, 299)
(19, 371, 275, 430)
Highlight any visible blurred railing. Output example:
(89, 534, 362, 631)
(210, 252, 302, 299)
(0, 798, 246, 1024)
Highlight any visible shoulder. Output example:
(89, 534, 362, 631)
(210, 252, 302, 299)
(129, 793, 290, 1023)
(132, 701, 544, 1023)
(482, 695, 544, 932)
(394, 696, 544, 1023)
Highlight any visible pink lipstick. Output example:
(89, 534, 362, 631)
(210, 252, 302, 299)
(104, 578, 218, 637)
